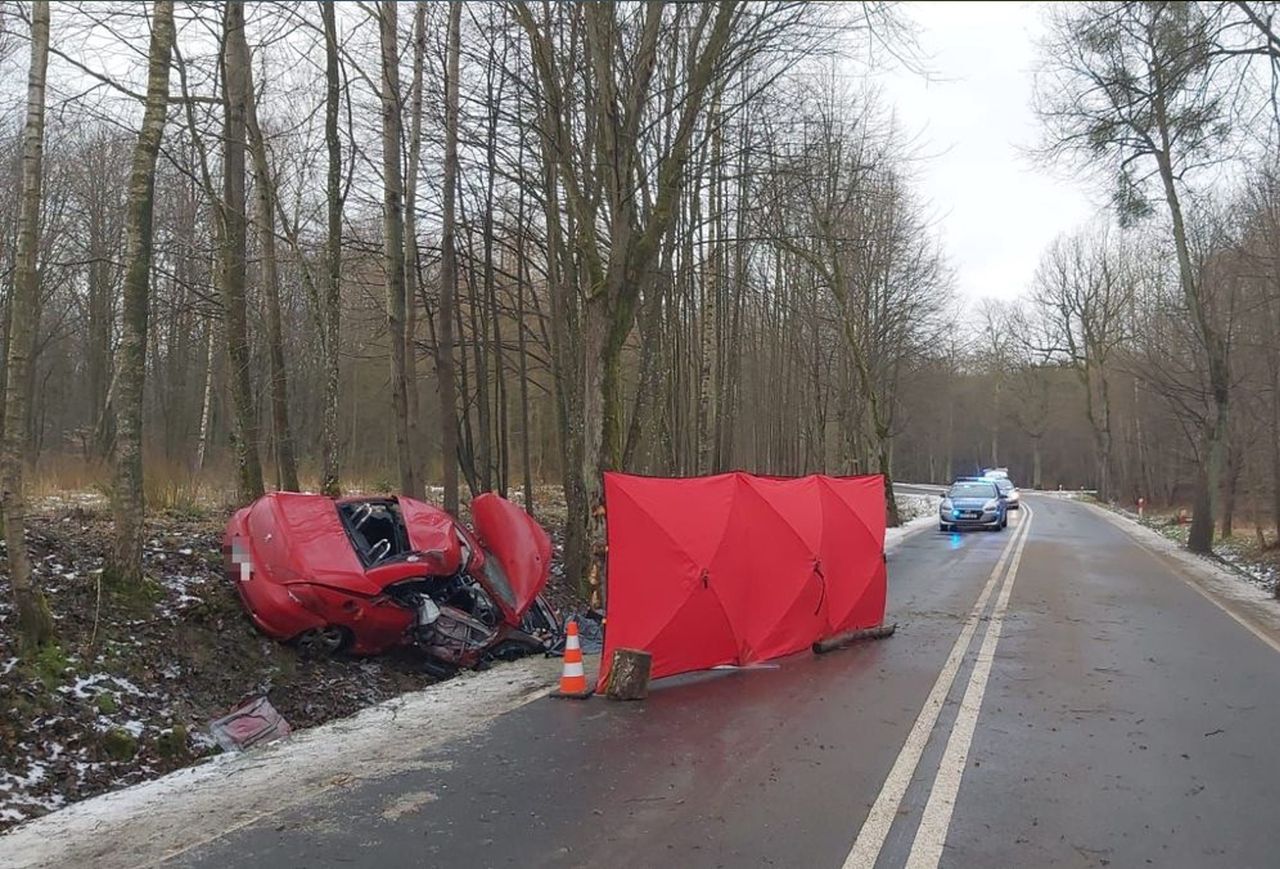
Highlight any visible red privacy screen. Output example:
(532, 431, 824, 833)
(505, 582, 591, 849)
(597, 471, 887, 689)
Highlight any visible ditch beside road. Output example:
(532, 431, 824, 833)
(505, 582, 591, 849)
(10, 493, 1278, 868)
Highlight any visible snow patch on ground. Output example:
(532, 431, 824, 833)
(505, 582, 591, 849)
(60, 673, 154, 701)
(886, 490, 942, 553)
(31, 492, 109, 512)
(0, 655, 566, 869)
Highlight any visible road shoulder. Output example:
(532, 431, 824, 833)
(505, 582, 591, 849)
(0, 656, 566, 869)
(1089, 502, 1280, 655)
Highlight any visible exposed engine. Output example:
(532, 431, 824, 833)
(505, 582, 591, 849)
(386, 569, 552, 669)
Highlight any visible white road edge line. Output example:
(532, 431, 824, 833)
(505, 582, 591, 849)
(1090, 504, 1280, 657)
(904, 505, 1035, 869)
(842, 510, 1030, 869)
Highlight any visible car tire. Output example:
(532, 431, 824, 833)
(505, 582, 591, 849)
(422, 657, 459, 681)
(940, 523, 951, 532)
(294, 625, 351, 657)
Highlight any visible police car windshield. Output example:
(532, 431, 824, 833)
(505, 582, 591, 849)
(950, 481, 997, 499)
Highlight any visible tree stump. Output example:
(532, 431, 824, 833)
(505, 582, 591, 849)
(605, 648, 652, 700)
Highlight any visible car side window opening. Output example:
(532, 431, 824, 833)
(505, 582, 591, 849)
(338, 500, 411, 565)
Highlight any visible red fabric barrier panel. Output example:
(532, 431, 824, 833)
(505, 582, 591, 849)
(597, 471, 887, 689)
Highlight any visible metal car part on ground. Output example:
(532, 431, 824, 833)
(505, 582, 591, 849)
(223, 492, 561, 674)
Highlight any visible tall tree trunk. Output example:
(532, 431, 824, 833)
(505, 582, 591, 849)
(106, 0, 172, 586)
(380, 0, 416, 498)
(515, 75, 534, 516)
(194, 313, 216, 474)
(4, 0, 54, 649)
(239, 16, 298, 493)
(1271, 360, 1280, 545)
(1152, 96, 1227, 554)
(1032, 435, 1043, 490)
(86, 185, 114, 460)
(220, 2, 264, 503)
(468, 221, 493, 492)
(516, 224, 534, 516)
(483, 31, 507, 495)
(437, 1, 462, 514)
(320, 3, 343, 497)
(697, 146, 717, 476)
(1221, 438, 1241, 539)
(404, 0, 427, 491)
(990, 377, 1000, 467)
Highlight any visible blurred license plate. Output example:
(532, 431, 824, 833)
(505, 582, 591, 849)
(962, 511, 979, 518)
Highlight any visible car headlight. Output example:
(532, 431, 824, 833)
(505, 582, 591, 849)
(940, 499, 952, 511)
(983, 499, 998, 511)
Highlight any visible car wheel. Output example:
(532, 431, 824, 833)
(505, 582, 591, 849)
(940, 523, 951, 532)
(422, 657, 458, 681)
(295, 625, 350, 657)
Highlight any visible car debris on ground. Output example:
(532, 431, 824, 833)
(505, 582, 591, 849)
(209, 695, 291, 752)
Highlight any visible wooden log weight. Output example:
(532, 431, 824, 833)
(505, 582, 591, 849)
(605, 648, 652, 700)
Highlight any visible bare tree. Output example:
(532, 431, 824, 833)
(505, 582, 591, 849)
(1029, 224, 1133, 501)
(107, 0, 176, 586)
(220, 1, 264, 502)
(438, 1, 462, 514)
(240, 18, 299, 493)
(320, 1, 343, 497)
(379, 0, 417, 498)
(404, 0, 427, 492)
(3, 0, 52, 650)
(1037, 1, 1236, 551)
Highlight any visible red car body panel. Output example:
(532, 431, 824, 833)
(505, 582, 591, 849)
(223, 492, 553, 658)
(471, 493, 553, 623)
(398, 497, 465, 575)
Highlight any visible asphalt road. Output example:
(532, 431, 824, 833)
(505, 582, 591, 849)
(172, 496, 1280, 868)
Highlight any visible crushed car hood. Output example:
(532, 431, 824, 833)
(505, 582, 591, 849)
(470, 493, 552, 622)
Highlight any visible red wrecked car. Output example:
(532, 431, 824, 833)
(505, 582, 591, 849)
(223, 492, 560, 677)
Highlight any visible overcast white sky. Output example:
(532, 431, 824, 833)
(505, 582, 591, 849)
(869, 1, 1098, 307)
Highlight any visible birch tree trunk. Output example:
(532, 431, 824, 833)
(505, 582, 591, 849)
(4, 0, 53, 649)
(220, 2, 264, 503)
(380, 0, 417, 498)
(194, 313, 216, 475)
(106, 0, 173, 587)
(437, 1, 462, 514)
(320, 3, 343, 497)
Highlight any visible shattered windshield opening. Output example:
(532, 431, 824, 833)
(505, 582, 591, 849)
(480, 553, 518, 612)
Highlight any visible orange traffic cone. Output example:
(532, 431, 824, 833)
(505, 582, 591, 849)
(552, 619, 592, 699)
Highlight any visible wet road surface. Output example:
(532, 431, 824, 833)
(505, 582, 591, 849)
(172, 496, 1280, 868)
